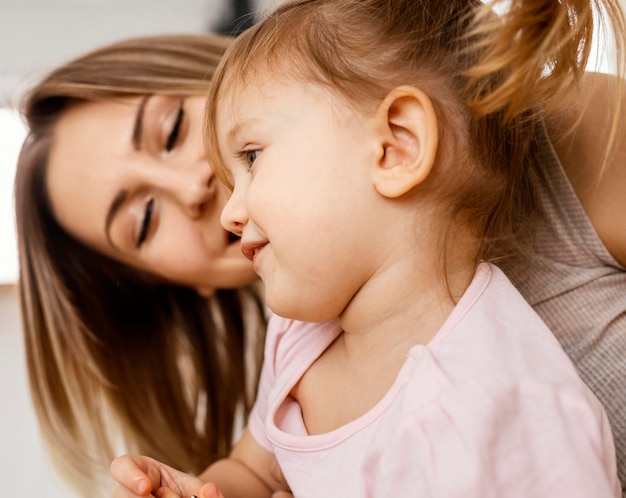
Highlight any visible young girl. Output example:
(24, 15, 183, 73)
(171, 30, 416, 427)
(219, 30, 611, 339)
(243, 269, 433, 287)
(111, 0, 624, 496)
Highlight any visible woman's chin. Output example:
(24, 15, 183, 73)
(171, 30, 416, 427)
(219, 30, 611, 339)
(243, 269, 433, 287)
(193, 239, 259, 290)
(219, 255, 259, 288)
(232, 265, 261, 288)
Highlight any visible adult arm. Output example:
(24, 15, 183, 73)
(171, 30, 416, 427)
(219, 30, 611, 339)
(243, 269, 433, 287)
(547, 71, 626, 265)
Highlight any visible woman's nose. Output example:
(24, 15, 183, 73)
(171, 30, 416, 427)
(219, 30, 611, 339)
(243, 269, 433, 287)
(167, 164, 217, 218)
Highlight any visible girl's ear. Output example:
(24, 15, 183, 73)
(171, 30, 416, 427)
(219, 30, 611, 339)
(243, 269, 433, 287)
(372, 86, 438, 198)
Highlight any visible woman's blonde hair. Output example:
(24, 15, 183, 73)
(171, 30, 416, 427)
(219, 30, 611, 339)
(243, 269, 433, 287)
(206, 0, 624, 273)
(15, 34, 265, 496)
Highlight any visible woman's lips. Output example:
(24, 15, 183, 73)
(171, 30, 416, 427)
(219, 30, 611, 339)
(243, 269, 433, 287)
(240, 241, 267, 263)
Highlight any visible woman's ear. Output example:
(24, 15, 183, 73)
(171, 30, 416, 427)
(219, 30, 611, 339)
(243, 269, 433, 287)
(372, 86, 438, 198)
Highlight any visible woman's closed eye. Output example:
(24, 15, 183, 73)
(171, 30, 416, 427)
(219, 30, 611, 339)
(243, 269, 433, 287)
(136, 197, 155, 248)
(164, 100, 185, 152)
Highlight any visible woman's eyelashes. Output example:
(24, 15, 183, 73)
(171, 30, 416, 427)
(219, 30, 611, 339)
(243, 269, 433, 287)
(136, 197, 155, 248)
(164, 100, 185, 152)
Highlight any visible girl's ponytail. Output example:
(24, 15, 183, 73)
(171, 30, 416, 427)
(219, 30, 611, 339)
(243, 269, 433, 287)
(465, 0, 624, 122)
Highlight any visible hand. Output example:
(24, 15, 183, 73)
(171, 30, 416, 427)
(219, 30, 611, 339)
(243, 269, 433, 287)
(110, 454, 205, 497)
(194, 482, 293, 498)
(197, 482, 225, 498)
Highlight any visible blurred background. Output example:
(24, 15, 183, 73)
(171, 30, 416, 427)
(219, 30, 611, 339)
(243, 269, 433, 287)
(0, 0, 622, 496)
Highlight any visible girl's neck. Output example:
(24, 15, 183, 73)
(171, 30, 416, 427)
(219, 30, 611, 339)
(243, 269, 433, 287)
(337, 244, 477, 360)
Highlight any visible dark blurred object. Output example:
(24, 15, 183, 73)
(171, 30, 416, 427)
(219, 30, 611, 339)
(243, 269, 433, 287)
(214, 0, 256, 37)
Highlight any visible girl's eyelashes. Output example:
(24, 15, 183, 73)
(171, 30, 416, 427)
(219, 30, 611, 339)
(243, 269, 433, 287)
(238, 149, 261, 168)
(165, 100, 185, 152)
(246, 150, 261, 167)
(136, 197, 155, 248)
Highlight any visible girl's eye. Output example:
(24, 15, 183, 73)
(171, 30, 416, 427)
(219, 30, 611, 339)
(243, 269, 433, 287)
(246, 150, 261, 167)
(136, 197, 155, 248)
(165, 100, 184, 152)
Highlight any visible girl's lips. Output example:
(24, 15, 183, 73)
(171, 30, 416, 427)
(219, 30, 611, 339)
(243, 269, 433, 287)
(240, 241, 267, 262)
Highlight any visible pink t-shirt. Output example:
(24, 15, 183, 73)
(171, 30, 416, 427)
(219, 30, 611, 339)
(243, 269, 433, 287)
(249, 263, 619, 497)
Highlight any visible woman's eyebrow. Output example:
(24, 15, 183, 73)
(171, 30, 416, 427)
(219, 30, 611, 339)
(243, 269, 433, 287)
(132, 95, 152, 150)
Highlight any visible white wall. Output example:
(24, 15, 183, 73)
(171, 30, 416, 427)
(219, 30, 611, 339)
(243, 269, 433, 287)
(0, 286, 74, 497)
(0, 0, 231, 106)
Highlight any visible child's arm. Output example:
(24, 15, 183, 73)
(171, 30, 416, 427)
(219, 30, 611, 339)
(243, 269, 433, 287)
(198, 427, 283, 498)
(110, 427, 279, 498)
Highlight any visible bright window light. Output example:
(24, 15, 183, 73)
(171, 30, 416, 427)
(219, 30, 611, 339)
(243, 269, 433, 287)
(0, 109, 26, 285)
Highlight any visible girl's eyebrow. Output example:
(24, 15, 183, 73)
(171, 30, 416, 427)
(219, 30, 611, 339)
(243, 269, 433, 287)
(227, 118, 259, 143)
(132, 95, 153, 150)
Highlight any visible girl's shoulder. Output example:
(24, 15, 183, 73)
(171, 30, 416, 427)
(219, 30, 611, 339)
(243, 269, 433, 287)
(264, 315, 341, 376)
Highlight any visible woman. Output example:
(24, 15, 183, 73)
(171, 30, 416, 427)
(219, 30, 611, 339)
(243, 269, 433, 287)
(14, 33, 266, 497)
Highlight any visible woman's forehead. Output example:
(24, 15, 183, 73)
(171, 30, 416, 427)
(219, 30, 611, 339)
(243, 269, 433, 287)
(46, 100, 139, 251)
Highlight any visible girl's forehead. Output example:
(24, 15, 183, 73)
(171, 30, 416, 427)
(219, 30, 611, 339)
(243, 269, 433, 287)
(216, 73, 285, 117)
(221, 48, 308, 94)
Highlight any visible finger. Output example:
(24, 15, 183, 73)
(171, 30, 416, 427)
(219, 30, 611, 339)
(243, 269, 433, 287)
(111, 481, 156, 498)
(199, 482, 225, 498)
(154, 486, 183, 498)
(110, 455, 154, 495)
(271, 492, 294, 498)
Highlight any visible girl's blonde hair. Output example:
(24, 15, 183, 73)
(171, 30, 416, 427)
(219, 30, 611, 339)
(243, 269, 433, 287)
(206, 0, 624, 271)
(15, 34, 265, 496)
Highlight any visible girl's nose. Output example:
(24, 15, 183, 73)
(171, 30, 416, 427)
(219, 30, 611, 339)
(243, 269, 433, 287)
(220, 183, 248, 236)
